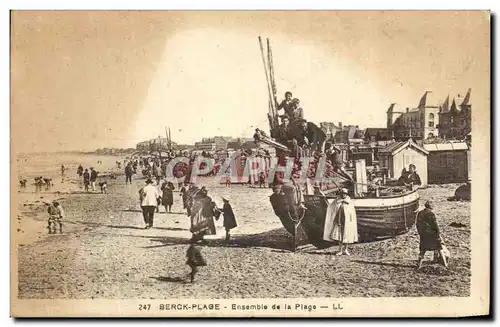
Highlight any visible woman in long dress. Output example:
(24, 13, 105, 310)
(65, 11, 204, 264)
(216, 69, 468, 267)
(161, 181, 175, 213)
(323, 188, 358, 255)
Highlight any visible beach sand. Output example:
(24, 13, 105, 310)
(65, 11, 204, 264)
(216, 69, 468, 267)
(14, 167, 471, 299)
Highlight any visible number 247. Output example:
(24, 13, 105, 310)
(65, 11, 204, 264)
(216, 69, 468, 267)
(139, 304, 151, 311)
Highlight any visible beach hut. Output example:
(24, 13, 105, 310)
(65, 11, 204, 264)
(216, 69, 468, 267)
(423, 142, 469, 184)
(378, 139, 429, 186)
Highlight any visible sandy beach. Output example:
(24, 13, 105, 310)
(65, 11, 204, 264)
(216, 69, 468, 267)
(14, 154, 471, 299)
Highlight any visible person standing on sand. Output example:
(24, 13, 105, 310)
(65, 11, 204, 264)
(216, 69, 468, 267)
(324, 188, 358, 255)
(61, 164, 66, 176)
(83, 169, 90, 192)
(125, 163, 134, 184)
(139, 178, 160, 229)
(90, 168, 98, 191)
(416, 201, 448, 270)
(77, 165, 83, 179)
(161, 181, 175, 213)
(219, 198, 237, 242)
(47, 200, 64, 234)
(185, 243, 207, 283)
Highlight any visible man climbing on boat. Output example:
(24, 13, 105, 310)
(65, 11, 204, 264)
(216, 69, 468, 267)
(277, 91, 294, 119)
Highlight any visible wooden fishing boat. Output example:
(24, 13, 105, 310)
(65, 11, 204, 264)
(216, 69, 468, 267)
(273, 189, 419, 248)
(258, 37, 420, 249)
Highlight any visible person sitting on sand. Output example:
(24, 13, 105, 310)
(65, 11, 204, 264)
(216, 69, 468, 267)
(416, 201, 448, 270)
(185, 243, 207, 283)
(324, 188, 358, 255)
(47, 200, 65, 234)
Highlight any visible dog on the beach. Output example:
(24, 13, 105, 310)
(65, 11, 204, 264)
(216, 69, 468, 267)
(99, 181, 108, 194)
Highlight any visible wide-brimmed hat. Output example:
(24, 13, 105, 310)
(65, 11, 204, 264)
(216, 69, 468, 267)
(340, 188, 349, 194)
(145, 178, 153, 184)
(221, 197, 229, 202)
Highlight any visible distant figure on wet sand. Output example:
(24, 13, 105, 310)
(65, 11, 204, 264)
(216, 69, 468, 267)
(139, 178, 160, 229)
(47, 200, 64, 234)
(19, 179, 27, 189)
(416, 201, 449, 270)
(34, 177, 44, 192)
(90, 168, 98, 191)
(99, 181, 108, 194)
(61, 164, 66, 176)
(324, 188, 358, 255)
(185, 243, 207, 283)
(125, 163, 134, 184)
(77, 165, 84, 179)
(43, 177, 53, 190)
(83, 169, 90, 192)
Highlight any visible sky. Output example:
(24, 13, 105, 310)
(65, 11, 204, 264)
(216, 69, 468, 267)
(11, 11, 490, 153)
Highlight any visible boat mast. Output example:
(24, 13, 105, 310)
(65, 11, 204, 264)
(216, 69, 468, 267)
(258, 36, 277, 132)
(267, 38, 280, 130)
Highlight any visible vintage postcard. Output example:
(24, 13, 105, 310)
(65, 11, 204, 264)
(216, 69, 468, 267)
(10, 10, 490, 317)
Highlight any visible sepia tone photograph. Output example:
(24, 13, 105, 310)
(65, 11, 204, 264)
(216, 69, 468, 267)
(10, 10, 490, 317)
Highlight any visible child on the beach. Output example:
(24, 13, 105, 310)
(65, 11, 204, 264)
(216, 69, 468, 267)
(186, 243, 206, 283)
(47, 200, 65, 234)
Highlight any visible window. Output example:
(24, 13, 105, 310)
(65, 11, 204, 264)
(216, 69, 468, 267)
(428, 112, 435, 128)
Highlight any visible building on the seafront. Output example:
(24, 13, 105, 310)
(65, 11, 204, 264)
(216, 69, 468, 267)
(364, 128, 392, 142)
(194, 136, 234, 151)
(386, 91, 441, 141)
(423, 142, 470, 184)
(378, 139, 429, 186)
(227, 138, 257, 151)
(319, 121, 343, 141)
(136, 137, 178, 152)
(333, 125, 365, 144)
(437, 88, 472, 140)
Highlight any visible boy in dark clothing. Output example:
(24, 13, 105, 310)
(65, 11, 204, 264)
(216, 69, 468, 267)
(219, 198, 237, 242)
(186, 243, 206, 283)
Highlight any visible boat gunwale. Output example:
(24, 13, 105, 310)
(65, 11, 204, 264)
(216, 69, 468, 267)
(303, 188, 420, 201)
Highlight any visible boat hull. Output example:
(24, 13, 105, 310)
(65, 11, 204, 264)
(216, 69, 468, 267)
(273, 190, 420, 249)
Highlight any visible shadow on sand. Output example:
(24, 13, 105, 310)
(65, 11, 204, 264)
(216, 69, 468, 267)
(150, 276, 188, 284)
(106, 225, 145, 230)
(352, 259, 416, 269)
(144, 228, 295, 251)
(153, 226, 189, 231)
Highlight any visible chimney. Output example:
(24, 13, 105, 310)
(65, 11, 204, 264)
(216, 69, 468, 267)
(406, 107, 409, 113)
(338, 122, 343, 130)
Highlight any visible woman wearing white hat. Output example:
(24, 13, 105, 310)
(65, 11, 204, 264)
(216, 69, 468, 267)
(323, 188, 358, 255)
